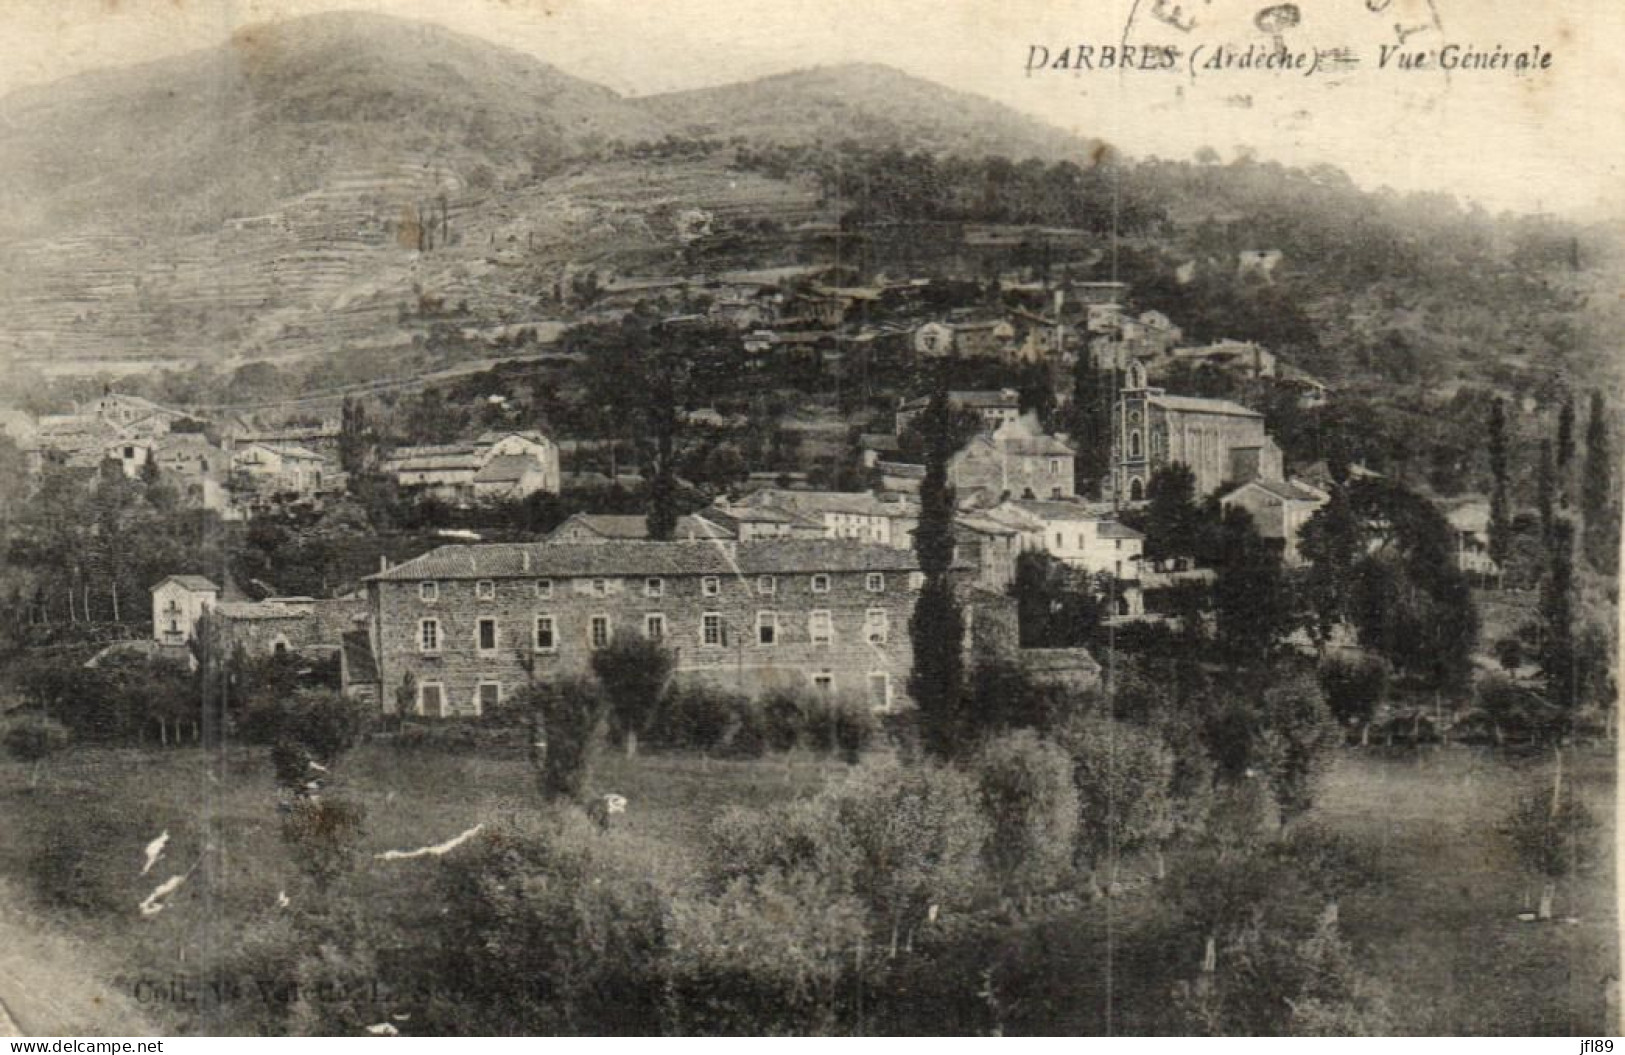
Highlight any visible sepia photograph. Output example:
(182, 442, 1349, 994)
(0, 0, 1617, 1039)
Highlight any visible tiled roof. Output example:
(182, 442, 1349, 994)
(368, 539, 945, 582)
(1226, 478, 1326, 503)
(996, 436, 1075, 457)
(550, 513, 732, 541)
(153, 575, 219, 593)
(877, 461, 927, 479)
(748, 489, 917, 519)
(473, 454, 543, 484)
(1147, 394, 1262, 418)
(1008, 499, 1116, 522)
(476, 430, 549, 446)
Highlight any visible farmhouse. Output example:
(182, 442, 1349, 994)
(150, 575, 220, 647)
(231, 443, 329, 495)
(363, 540, 974, 718)
(895, 389, 1022, 435)
(949, 414, 1076, 504)
(547, 512, 737, 544)
(381, 430, 560, 504)
(737, 489, 919, 548)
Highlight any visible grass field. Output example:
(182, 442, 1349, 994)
(0, 739, 1612, 1035)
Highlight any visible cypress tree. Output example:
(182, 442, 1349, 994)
(1487, 398, 1512, 571)
(910, 383, 968, 759)
(1537, 439, 1555, 541)
(1538, 518, 1576, 717)
(1069, 353, 1113, 499)
(1581, 390, 1616, 571)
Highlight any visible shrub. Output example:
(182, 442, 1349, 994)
(832, 697, 878, 764)
(761, 688, 806, 753)
(1058, 715, 1173, 880)
(664, 869, 876, 1035)
(424, 810, 672, 1034)
(973, 731, 1079, 900)
(3, 714, 70, 764)
(246, 689, 372, 762)
(657, 684, 738, 751)
(725, 695, 769, 759)
(1502, 782, 1599, 881)
(281, 796, 367, 892)
(702, 798, 855, 894)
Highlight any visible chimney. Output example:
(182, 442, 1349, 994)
(379, 555, 390, 572)
(522, 550, 532, 573)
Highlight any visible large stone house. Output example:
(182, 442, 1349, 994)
(949, 414, 1076, 504)
(1112, 361, 1282, 501)
(895, 389, 1022, 435)
(547, 513, 736, 544)
(231, 443, 329, 495)
(362, 540, 972, 718)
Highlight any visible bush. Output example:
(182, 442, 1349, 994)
(832, 697, 878, 764)
(3, 714, 70, 763)
(724, 696, 769, 759)
(1502, 782, 1600, 881)
(423, 810, 672, 1034)
(656, 684, 739, 751)
(1058, 715, 1173, 880)
(702, 798, 855, 894)
(244, 689, 372, 762)
(591, 637, 675, 756)
(532, 679, 604, 803)
(281, 796, 368, 892)
(761, 689, 806, 753)
(831, 760, 990, 954)
(973, 731, 1079, 900)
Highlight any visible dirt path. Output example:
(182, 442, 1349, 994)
(0, 885, 157, 1037)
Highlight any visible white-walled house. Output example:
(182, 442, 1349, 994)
(150, 575, 219, 646)
(231, 443, 328, 494)
(986, 499, 1146, 615)
(1219, 478, 1329, 566)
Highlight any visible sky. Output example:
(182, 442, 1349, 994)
(0, 0, 1619, 217)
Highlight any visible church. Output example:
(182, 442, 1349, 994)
(1110, 361, 1283, 501)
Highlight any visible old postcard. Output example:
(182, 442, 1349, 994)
(0, 0, 1617, 1039)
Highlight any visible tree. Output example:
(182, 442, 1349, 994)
(590, 636, 674, 757)
(1556, 393, 1576, 473)
(1067, 358, 1114, 498)
(1537, 518, 1577, 716)
(1253, 670, 1340, 824)
(1580, 391, 1617, 572)
(1060, 715, 1173, 887)
(973, 731, 1079, 903)
(1317, 654, 1387, 745)
(1211, 506, 1292, 666)
(530, 679, 605, 804)
(911, 384, 968, 759)
(1502, 772, 1598, 919)
(1487, 398, 1513, 572)
(1009, 550, 1103, 650)
(1140, 462, 1202, 560)
(1537, 439, 1555, 539)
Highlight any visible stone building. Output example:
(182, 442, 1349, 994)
(737, 489, 919, 548)
(382, 430, 560, 505)
(949, 414, 1076, 504)
(362, 540, 974, 718)
(1112, 361, 1281, 501)
(1219, 478, 1329, 566)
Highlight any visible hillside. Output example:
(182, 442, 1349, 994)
(0, 10, 663, 241)
(638, 63, 1089, 161)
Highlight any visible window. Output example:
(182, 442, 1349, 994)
(757, 575, 776, 595)
(419, 619, 440, 653)
(591, 578, 609, 597)
(702, 612, 724, 647)
(757, 610, 777, 646)
(811, 574, 831, 594)
(1078, 534, 1085, 549)
(702, 576, 721, 597)
(811, 673, 835, 695)
(418, 681, 445, 717)
(420, 581, 438, 602)
(645, 613, 666, 641)
(645, 577, 664, 598)
(536, 579, 553, 599)
(866, 573, 885, 593)
(865, 608, 889, 645)
(476, 681, 500, 715)
(476, 580, 495, 600)
(477, 618, 498, 652)
(1055, 532, 1064, 548)
(589, 616, 611, 650)
(809, 610, 833, 645)
(868, 673, 892, 711)
(1130, 431, 1142, 458)
(535, 615, 556, 651)
(1050, 458, 1061, 476)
